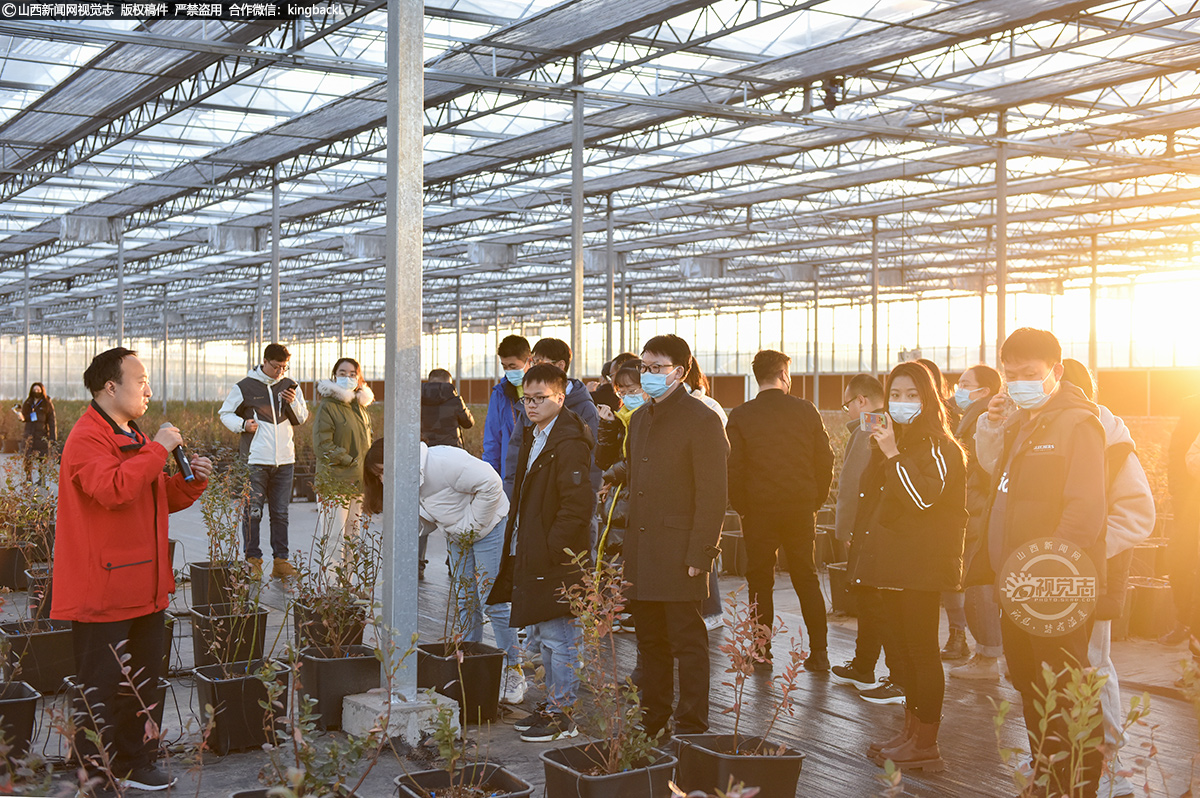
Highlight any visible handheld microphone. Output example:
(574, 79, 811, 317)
(159, 422, 195, 481)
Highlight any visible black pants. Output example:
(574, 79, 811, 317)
(72, 611, 165, 778)
(629, 599, 709, 736)
(1000, 615, 1101, 798)
(743, 511, 828, 653)
(1168, 508, 1199, 630)
(879, 589, 943, 723)
(852, 583, 887, 676)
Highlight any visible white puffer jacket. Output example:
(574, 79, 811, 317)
(1099, 406, 1155, 559)
(418, 442, 509, 542)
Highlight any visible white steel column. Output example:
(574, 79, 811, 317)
(381, 0, 424, 698)
(569, 68, 584, 377)
(271, 162, 281, 343)
(605, 194, 614, 363)
(870, 218, 879, 375)
(995, 111, 1009, 356)
(117, 231, 125, 348)
(1089, 234, 1099, 374)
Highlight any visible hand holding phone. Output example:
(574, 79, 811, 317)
(861, 411, 888, 432)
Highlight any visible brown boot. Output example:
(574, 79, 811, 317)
(272, 558, 298, 580)
(867, 707, 914, 757)
(877, 719, 944, 772)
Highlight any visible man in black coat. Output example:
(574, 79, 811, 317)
(727, 349, 834, 670)
(624, 335, 728, 737)
(488, 364, 595, 743)
(420, 368, 474, 448)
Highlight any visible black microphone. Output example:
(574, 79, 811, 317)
(159, 422, 195, 482)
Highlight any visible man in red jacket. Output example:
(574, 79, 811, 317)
(53, 348, 212, 793)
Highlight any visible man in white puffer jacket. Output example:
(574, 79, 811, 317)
(418, 441, 526, 704)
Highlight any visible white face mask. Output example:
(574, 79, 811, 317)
(336, 376, 355, 391)
(1008, 371, 1056, 410)
(888, 401, 922, 425)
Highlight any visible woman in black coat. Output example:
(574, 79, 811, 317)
(12, 382, 56, 484)
(851, 361, 967, 772)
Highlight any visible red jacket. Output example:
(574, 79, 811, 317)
(51, 404, 207, 623)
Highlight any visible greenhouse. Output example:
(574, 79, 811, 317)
(0, 0, 1197, 795)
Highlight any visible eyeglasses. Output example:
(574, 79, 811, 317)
(841, 395, 861, 412)
(265, 361, 289, 373)
(638, 362, 677, 375)
(615, 387, 641, 398)
(521, 394, 561, 407)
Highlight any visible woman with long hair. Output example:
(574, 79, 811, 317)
(11, 382, 56, 484)
(852, 361, 967, 772)
(680, 356, 728, 630)
(313, 357, 375, 556)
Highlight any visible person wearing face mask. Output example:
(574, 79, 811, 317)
(831, 374, 905, 702)
(947, 364, 1007, 683)
(595, 361, 647, 566)
(12, 382, 56, 485)
(483, 335, 532, 480)
(851, 361, 967, 773)
(623, 334, 729, 738)
(420, 368, 474, 448)
(219, 343, 308, 580)
(971, 328, 1107, 798)
(727, 349, 834, 671)
(314, 357, 375, 553)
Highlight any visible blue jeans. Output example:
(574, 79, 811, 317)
(965, 584, 1004, 657)
(942, 590, 967, 632)
(445, 517, 519, 667)
(243, 464, 294, 561)
(531, 614, 579, 711)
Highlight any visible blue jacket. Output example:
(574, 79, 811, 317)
(483, 379, 522, 479)
(503, 378, 601, 498)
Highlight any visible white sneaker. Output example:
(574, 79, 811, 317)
(501, 666, 527, 705)
(703, 614, 724, 632)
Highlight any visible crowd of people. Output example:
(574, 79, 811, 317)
(32, 322, 1200, 795)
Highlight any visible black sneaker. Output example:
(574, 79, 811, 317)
(831, 661, 877, 691)
(520, 712, 579, 742)
(805, 649, 830, 672)
(121, 764, 177, 792)
(859, 678, 905, 705)
(513, 703, 548, 732)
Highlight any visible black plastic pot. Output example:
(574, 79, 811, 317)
(672, 733, 805, 797)
(189, 560, 239, 609)
(298, 645, 378, 731)
(190, 604, 269, 667)
(0, 620, 74, 694)
(396, 763, 533, 798)
(23, 564, 51, 620)
(541, 742, 677, 798)
(194, 659, 290, 757)
(293, 601, 366, 650)
(1128, 577, 1176, 639)
(0, 681, 40, 760)
(0, 545, 30, 590)
(417, 641, 504, 724)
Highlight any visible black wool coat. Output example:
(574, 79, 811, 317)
(487, 407, 596, 627)
(624, 386, 729, 602)
(420, 382, 474, 448)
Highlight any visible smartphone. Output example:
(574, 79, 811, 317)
(861, 411, 888, 430)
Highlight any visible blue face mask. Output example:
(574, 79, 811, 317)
(504, 368, 525, 387)
(640, 368, 677, 399)
(1008, 373, 1055, 410)
(336, 376, 355, 391)
(622, 393, 646, 411)
(888, 401, 922, 425)
(954, 387, 975, 411)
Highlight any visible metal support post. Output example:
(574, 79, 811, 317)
(996, 111, 1008, 356)
(271, 162, 281, 343)
(455, 278, 463, 382)
(569, 65, 585, 377)
(117, 230, 125, 347)
(162, 286, 169, 414)
(870, 218, 879, 375)
(1089, 235, 1099, 374)
(22, 256, 30, 388)
(812, 273, 820, 408)
(605, 194, 615, 363)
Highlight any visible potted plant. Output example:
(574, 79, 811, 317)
(540, 553, 676, 798)
(291, 482, 382, 731)
(396, 697, 533, 798)
(416, 525, 505, 725)
(0, 615, 74, 695)
(190, 448, 249, 609)
(195, 657, 290, 757)
(671, 590, 806, 797)
(190, 457, 272, 667)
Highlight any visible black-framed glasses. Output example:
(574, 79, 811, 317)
(521, 393, 562, 407)
(638, 362, 677, 375)
(841, 395, 861, 412)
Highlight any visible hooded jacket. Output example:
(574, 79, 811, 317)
(418, 442, 509, 542)
(502, 378, 601, 497)
(313, 379, 374, 489)
(52, 403, 206, 623)
(421, 381, 474, 448)
(487, 407, 596, 627)
(971, 383, 1107, 591)
(483, 379, 522, 479)
(219, 366, 309, 466)
(848, 428, 968, 593)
